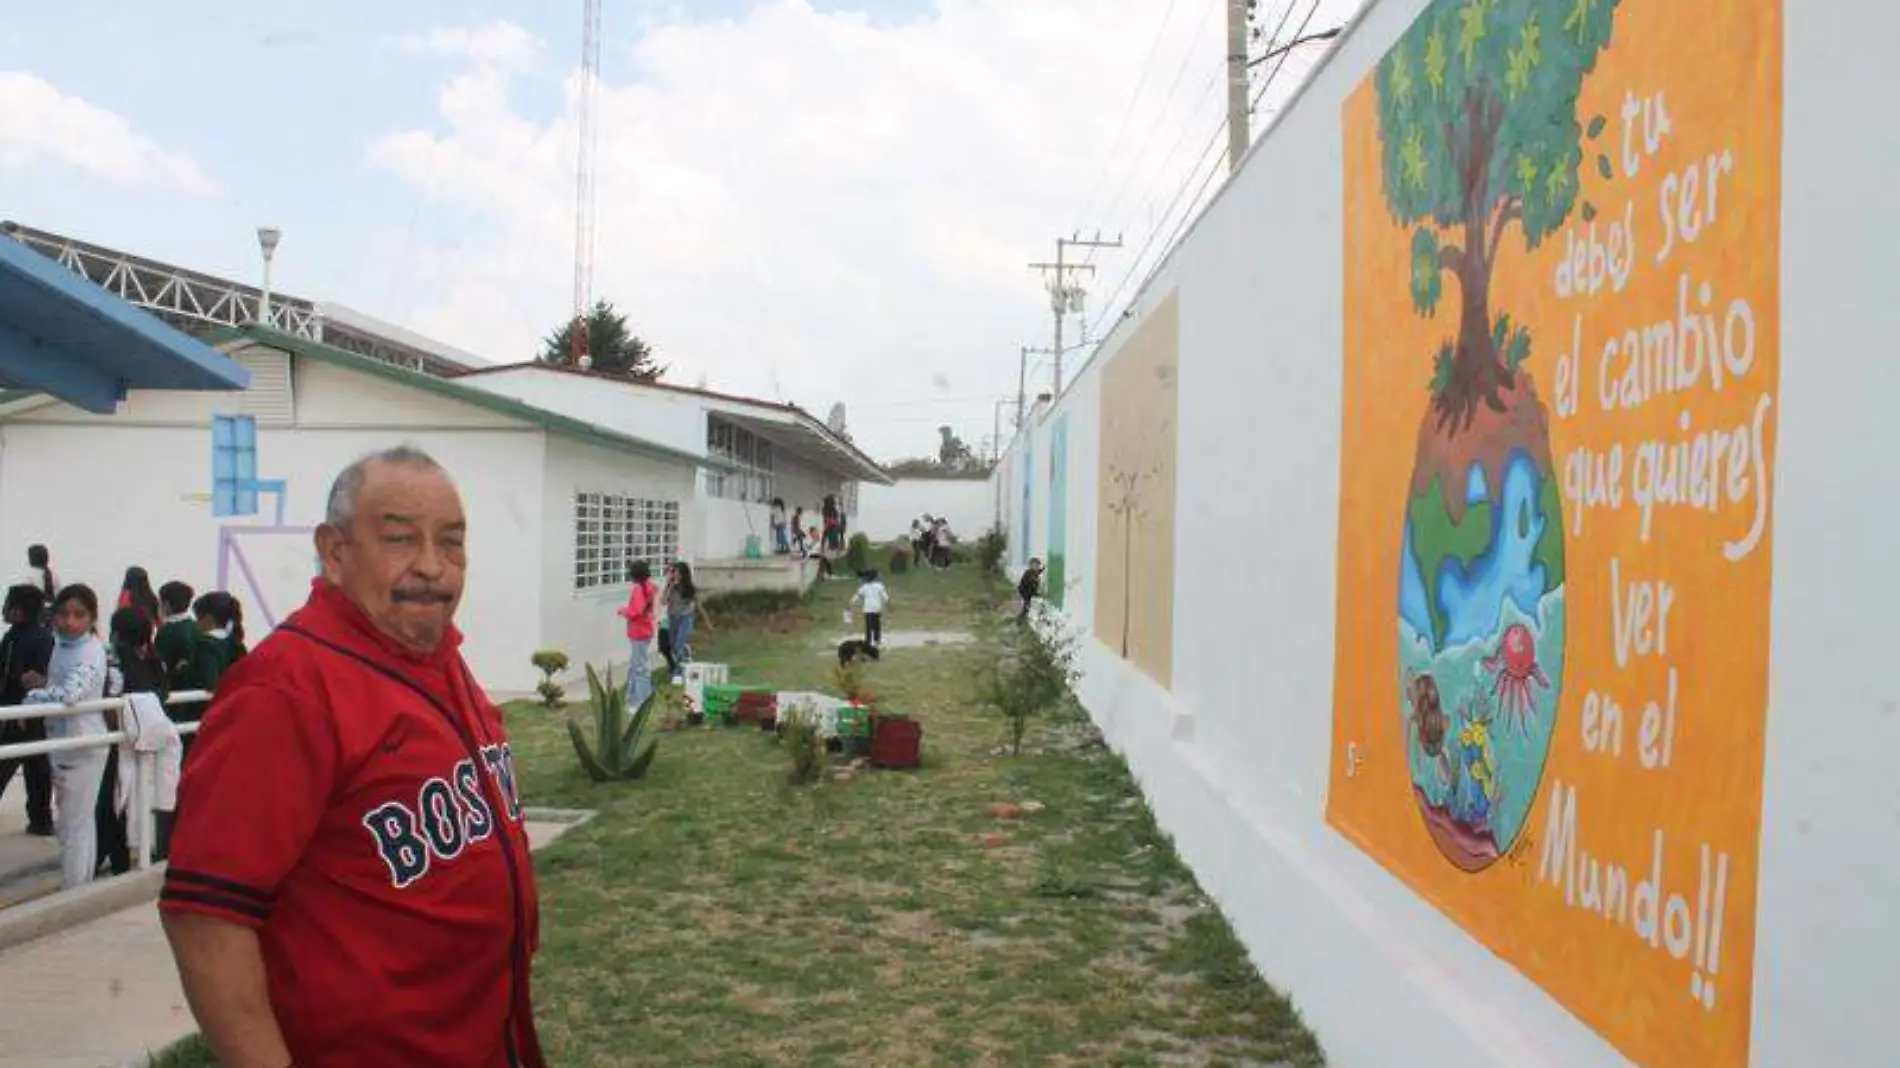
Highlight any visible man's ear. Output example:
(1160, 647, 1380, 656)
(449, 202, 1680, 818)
(314, 524, 344, 579)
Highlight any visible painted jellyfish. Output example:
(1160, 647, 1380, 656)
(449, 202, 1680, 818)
(1482, 622, 1550, 735)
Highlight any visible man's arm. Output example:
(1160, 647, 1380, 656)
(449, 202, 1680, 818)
(161, 912, 293, 1068)
(161, 674, 336, 1068)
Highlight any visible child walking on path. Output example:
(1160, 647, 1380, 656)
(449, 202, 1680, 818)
(851, 570, 890, 648)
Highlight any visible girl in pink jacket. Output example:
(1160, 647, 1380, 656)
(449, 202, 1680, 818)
(616, 561, 659, 709)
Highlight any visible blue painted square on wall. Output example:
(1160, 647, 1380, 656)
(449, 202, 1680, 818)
(211, 414, 259, 518)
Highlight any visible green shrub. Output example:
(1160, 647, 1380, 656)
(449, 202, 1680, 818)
(890, 547, 911, 573)
(702, 588, 805, 618)
(566, 664, 659, 782)
(779, 703, 828, 785)
(531, 649, 569, 708)
(844, 532, 872, 574)
(978, 606, 1080, 755)
(145, 1035, 216, 1067)
(976, 525, 1007, 574)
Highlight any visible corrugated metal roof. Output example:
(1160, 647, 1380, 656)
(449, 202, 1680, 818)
(0, 236, 250, 412)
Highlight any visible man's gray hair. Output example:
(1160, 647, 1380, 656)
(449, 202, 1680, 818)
(324, 444, 445, 528)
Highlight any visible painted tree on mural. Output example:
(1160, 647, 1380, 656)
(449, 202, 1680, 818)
(1376, 0, 1621, 871)
(1377, 0, 1619, 430)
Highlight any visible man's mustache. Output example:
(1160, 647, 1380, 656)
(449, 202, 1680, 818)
(391, 588, 455, 605)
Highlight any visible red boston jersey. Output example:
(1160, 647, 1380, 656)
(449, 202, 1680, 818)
(161, 581, 545, 1068)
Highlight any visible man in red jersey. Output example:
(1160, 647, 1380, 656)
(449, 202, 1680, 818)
(160, 445, 546, 1068)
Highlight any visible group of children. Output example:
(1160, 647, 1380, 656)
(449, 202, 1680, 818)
(770, 494, 851, 559)
(617, 558, 700, 712)
(909, 515, 957, 570)
(0, 546, 248, 889)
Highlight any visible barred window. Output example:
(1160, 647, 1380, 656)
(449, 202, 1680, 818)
(705, 416, 775, 502)
(573, 492, 681, 591)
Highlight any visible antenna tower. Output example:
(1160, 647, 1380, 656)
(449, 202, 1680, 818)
(570, 0, 603, 367)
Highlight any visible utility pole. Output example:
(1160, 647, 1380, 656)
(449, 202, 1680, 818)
(1029, 233, 1121, 394)
(1227, 0, 1250, 175)
(992, 398, 1013, 463)
(1016, 344, 1060, 429)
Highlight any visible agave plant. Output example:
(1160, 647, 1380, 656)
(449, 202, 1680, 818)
(566, 664, 659, 782)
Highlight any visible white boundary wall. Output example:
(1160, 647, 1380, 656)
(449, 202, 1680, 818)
(991, 2, 1900, 1065)
(855, 477, 996, 542)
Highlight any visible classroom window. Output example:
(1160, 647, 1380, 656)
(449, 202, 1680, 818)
(211, 414, 258, 518)
(705, 416, 775, 502)
(573, 492, 681, 591)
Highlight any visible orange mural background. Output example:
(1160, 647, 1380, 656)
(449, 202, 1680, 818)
(1329, 3, 1782, 1067)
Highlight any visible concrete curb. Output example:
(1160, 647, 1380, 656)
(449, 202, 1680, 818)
(522, 806, 596, 827)
(0, 866, 165, 956)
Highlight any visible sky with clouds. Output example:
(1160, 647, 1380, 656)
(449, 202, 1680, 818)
(0, 0, 1360, 460)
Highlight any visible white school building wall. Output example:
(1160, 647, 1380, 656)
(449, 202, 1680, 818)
(855, 476, 996, 543)
(535, 432, 699, 682)
(0, 340, 700, 694)
(991, 2, 1897, 1066)
(459, 366, 876, 561)
(700, 447, 843, 559)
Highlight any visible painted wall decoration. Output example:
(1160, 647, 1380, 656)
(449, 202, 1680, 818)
(1095, 291, 1178, 688)
(1328, 3, 1781, 1067)
(1017, 436, 1034, 572)
(209, 416, 313, 629)
(1046, 415, 1069, 608)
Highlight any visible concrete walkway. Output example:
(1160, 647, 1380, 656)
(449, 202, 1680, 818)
(0, 778, 61, 908)
(0, 814, 588, 1068)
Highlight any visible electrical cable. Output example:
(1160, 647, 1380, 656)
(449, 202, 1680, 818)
(1086, 0, 1332, 341)
(1069, 0, 1189, 233)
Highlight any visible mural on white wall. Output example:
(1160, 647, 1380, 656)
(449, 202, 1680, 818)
(1330, 3, 1784, 1067)
(1046, 415, 1068, 608)
(1094, 292, 1178, 689)
(210, 414, 313, 628)
(1016, 431, 1033, 571)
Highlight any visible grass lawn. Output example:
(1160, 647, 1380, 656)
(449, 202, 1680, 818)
(154, 562, 1325, 1067)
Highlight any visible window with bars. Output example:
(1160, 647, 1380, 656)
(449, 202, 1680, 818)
(705, 416, 776, 502)
(573, 492, 681, 591)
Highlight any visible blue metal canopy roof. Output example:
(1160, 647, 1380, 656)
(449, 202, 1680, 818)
(0, 234, 250, 412)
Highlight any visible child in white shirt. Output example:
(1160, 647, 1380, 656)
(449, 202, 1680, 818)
(851, 570, 890, 648)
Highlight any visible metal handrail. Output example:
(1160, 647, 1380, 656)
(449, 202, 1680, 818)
(0, 690, 215, 877)
(0, 689, 212, 725)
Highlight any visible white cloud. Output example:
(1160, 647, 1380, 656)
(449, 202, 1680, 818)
(0, 71, 222, 197)
(391, 21, 547, 73)
(359, 0, 1358, 458)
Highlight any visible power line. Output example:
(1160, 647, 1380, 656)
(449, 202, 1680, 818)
(1251, 1, 1327, 114)
(1087, 1, 1335, 342)
(1084, 0, 1277, 276)
(1151, 3, 1330, 267)
(1089, 66, 1223, 272)
(1087, 117, 1226, 340)
(850, 393, 1013, 410)
(1070, 0, 1189, 233)
(1085, 0, 1224, 261)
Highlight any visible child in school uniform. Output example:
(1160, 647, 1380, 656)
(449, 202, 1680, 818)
(154, 582, 196, 686)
